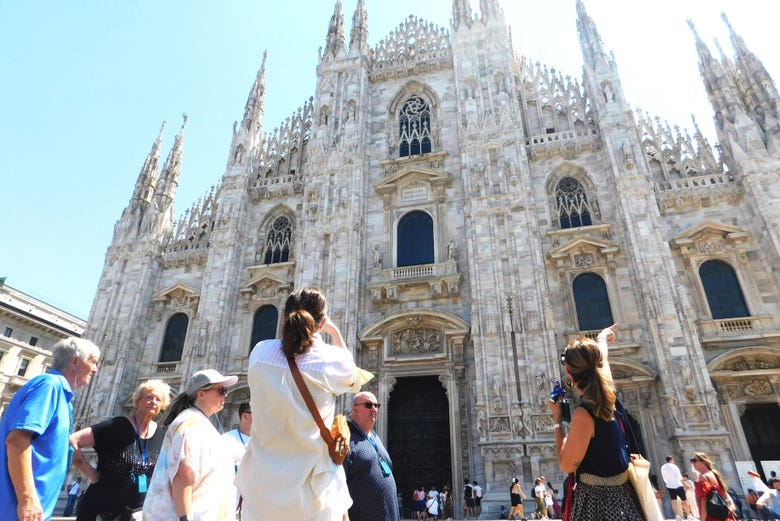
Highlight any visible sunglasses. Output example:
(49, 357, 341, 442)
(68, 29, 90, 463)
(690, 458, 700, 463)
(206, 386, 229, 396)
(356, 401, 381, 409)
(560, 350, 567, 365)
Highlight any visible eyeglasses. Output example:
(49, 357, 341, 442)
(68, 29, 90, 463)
(689, 458, 700, 463)
(206, 386, 229, 396)
(356, 401, 381, 409)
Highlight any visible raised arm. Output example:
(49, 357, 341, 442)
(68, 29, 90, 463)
(320, 315, 346, 348)
(596, 324, 617, 378)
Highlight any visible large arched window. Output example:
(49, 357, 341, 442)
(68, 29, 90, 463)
(699, 260, 749, 319)
(159, 313, 189, 362)
(250, 305, 279, 353)
(572, 273, 614, 331)
(397, 210, 434, 267)
(555, 177, 594, 229)
(263, 216, 292, 264)
(399, 96, 432, 157)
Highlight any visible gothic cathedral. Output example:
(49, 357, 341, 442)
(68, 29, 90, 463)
(77, 0, 780, 509)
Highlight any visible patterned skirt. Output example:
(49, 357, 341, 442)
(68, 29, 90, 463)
(571, 474, 645, 521)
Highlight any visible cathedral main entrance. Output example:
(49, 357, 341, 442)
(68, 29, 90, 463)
(740, 403, 780, 478)
(387, 375, 452, 516)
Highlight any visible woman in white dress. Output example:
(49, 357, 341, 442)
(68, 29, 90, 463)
(142, 369, 238, 521)
(236, 287, 371, 521)
(683, 472, 699, 519)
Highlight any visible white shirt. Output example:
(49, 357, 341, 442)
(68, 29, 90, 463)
(473, 484, 482, 498)
(235, 336, 368, 521)
(143, 407, 235, 521)
(535, 484, 546, 498)
(661, 462, 684, 488)
(222, 428, 250, 469)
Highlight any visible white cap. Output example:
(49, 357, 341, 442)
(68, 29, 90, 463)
(185, 369, 238, 396)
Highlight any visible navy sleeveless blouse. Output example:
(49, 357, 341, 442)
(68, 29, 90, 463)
(577, 404, 630, 477)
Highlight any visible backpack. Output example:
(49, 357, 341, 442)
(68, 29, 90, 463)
(464, 484, 473, 498)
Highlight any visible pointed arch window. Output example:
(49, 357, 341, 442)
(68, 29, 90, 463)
(399, 96, 432, 157)
(250, 305, 279, 353)
(572, 273, 614, 331)
(555, 177, 594, 229)
(397, 210, 434, 267)
(263, 216, 292, 264)
(159, 313, 189, 362)
(699, 260, 749, 319)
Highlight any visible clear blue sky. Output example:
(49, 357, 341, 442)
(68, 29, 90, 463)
(2, 0, 778, 319)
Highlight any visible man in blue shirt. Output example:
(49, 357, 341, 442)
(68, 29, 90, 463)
(0, 337, 100, 521)
(343, 391, 399, 521)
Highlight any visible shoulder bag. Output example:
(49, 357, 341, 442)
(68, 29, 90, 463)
(704, 475, 730, 520)
(287, 355, 350, 465)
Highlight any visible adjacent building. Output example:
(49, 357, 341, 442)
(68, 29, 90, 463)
(75, 0, 780, 513)
(0, 279, 86, 416)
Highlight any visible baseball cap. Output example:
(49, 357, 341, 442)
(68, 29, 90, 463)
(185, 369, 238, 396)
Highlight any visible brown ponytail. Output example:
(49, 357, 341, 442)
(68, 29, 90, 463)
(281, 287, 327, 358)
(562, 338, 616, 421)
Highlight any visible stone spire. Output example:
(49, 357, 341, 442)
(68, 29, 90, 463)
(688, 19, 727, 114)
(722, 12, 780, 129)
(241, 51, 267, 134)
(349, 0, 368, 55)
(131, 120, 165, 209)
(576, 0, 610, 74)
(325, 0, 345, 59)
(452, 0, 473, 30)
(479, 0, 501, 21)
(156, 114, 187, 208)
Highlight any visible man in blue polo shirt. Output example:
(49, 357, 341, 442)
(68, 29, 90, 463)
(0, 337, 100, 521)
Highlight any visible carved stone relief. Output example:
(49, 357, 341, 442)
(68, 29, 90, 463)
(392, 328, 442, 355)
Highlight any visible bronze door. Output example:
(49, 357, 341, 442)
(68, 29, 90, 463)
(387, 375, 452, 517)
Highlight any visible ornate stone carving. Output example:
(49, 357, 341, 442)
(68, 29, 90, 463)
(370, 16, 452, 81)
(489, 416, 511, 432)
(392, 328, 442, 355)
(743, 379, 772, 396)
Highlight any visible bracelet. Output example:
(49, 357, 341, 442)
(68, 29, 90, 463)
(552, 423, 561, 430)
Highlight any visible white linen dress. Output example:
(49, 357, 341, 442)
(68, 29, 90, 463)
(236, 335, 369, 521)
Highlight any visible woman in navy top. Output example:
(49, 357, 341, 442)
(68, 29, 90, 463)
(549, 325, 644, 520)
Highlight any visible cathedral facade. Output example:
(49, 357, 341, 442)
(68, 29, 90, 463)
(77, 0, 780, 511)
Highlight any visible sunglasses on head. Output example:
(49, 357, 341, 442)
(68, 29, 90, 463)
(356, 401, 381, 409)
(205, 386, 229, 396)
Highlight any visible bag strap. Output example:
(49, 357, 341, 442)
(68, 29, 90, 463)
(287, 355, 334, 445)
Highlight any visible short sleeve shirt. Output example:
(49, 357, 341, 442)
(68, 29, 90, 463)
(0, 370, 73, 521)
(142, 408, 235, 521)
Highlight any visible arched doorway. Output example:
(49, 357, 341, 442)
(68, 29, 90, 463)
(387, 375, 452, 516)
(740, 403, 780, 479)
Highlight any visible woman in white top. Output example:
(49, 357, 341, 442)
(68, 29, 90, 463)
(236, 287, 371, 521)
(142, 369, 238, 521)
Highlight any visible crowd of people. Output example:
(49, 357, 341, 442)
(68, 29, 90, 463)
(0, 301, 775, 521)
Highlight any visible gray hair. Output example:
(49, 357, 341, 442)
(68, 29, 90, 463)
(51, 337, 100, 371)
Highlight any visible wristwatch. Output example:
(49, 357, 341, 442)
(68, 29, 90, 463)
(178, 515, 191, 521)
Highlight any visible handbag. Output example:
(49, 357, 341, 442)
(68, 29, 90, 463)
(287, 355, 350, 464)
(616, 402, 664, 521)
(626, 454, 664, 521)
(705, 478, 730, 520)
(562, 472, 575, 521)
